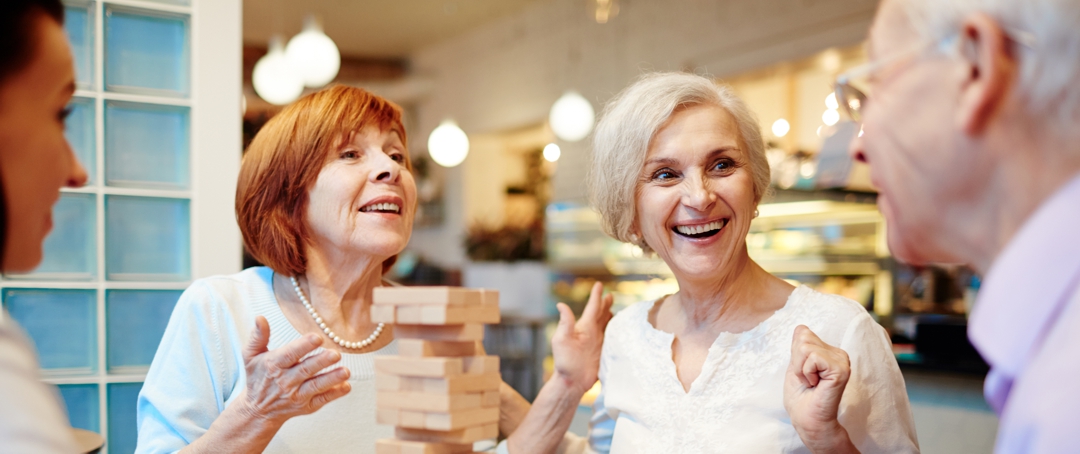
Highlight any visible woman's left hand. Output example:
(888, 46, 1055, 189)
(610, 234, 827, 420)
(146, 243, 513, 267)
(551, 281, 615, 395)
(783, 325, 859, 454)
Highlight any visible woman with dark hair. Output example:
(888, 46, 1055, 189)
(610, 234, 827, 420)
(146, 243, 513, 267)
(0, 0, 90, 452)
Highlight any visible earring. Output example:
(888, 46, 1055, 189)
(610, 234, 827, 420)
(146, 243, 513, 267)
(753, 209, 760, 218)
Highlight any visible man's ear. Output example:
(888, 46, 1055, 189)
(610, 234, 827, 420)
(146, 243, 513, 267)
(955, 13, 1019, 136)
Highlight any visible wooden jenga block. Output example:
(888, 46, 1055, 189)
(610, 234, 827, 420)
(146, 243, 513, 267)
(394, 324, 485, 341)
(371, 304, 396, 323)
(375, 439, 400, 454)
(479, 289, 498, 307)
(374, 287, 481, 306)
(395, 423, 498, 444)
(462, 356, 499, 374)
(375, 439, 473, 454)
(375, 357, 463, 377)
(377, 408, 400, 425)
(481, 390, 499, 408)
(377, 372, 501, 394)
(425, 407, 500, 431)
(395, 304, 500, 325)
(377, 391, 483, 412)
(397, 339, 480, 358)
(400, 410, 426, 428)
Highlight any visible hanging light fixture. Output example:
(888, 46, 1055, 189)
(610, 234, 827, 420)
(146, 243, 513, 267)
(825, 93, 839, 110)
(549, 91, 595, 142)
(286, 15, 341, 88)
(428, 120, 469, 168)
(594, 0, 620, 23)
(822, 109, 840, 126)
(543, 143, 561, 162)
(771, 118, 790, 138)
(253, 35, 304, 105)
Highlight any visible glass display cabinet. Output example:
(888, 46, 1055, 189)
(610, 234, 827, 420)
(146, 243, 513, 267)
(546, 191, 890, 317)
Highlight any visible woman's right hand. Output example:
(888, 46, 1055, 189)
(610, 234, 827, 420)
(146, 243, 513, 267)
(235, 316, 352, 428)
(550, 281, 614, 395)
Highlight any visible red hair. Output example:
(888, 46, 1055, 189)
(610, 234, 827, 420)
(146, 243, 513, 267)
(236, 85, 410, 277)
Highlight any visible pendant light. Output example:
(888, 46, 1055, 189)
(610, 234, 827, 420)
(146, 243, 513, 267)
(428, 120, 469, 168)
(549, 91, 595, 142)
(252, 35, 304, 105)
(285, 15, 341, 88)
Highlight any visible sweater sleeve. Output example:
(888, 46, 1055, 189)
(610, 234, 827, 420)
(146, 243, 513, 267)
(0, 315, 78, 454)
(135, 281, 245, 454)
(837, 313, 920, 454)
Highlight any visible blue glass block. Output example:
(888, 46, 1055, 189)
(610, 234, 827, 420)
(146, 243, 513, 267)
(64, 4, 94, 89)
(106, 290, 181, 373)
(12, 193, 97, 280)
(58, 384, 100, 433)
(104, 102, 189, 189)
(107, 382, 142, 454)
(1, 289, 97, 375)
(104, 7, 189, 97)
(105, 196, 190, 281)
(65, 97, 96, 185)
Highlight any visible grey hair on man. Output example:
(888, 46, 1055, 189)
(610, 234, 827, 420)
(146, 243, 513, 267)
(587, 72, 770, 252)
(902, 0, 1080, 140)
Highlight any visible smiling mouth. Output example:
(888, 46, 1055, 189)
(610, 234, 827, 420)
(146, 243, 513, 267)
(672, 219, 728, 239)
(359, 202, 401, 214)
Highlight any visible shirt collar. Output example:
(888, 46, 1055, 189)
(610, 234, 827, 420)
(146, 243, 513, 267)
(969, 172, 1080, 378)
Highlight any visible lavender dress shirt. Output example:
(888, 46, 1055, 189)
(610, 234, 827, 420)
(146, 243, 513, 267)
(969, 173, 1080, 453)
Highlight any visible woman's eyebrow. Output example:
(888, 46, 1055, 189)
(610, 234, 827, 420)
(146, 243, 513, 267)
(644, 157, 679, 167)
(708, 147, 740, 158)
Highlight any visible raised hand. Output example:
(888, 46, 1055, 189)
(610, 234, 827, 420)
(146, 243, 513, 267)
(236, 316, 352, 426)
(550, 281, 615, 395)
(783, 325, 859, 454)
(504, 282, 615, 454)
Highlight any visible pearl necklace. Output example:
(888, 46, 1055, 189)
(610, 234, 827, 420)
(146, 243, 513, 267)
(291, 276, 384, 350)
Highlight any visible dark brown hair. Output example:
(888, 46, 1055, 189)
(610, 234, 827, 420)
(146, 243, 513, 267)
(0, 0, 64, 85)
(0, 0, 64, 266)
(236, 85, 410, 277)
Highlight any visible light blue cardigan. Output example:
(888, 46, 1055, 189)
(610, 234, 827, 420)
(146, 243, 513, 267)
(135, 267, 397, 453)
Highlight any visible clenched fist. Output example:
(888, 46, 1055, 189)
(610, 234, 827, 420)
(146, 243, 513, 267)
(783, 325, 859, 454)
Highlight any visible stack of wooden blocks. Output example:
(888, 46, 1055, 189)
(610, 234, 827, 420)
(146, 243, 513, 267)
(372, 287, 502, 454)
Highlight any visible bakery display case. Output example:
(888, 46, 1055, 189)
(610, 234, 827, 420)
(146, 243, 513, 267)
(546, 190, 890, 317)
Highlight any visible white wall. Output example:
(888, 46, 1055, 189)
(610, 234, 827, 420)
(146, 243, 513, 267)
(407, 0, 879, 267)
(193, 0, 243, 278)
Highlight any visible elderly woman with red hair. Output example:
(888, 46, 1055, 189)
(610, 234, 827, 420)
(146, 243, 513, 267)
(137, 86, 418, 453)
(135, 84, 613, 454)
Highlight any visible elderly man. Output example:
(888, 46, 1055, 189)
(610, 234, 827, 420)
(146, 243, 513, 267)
(842, 0, 1080, 452)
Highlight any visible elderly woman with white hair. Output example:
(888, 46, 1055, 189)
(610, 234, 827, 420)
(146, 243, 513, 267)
(497, 72, 919, 453)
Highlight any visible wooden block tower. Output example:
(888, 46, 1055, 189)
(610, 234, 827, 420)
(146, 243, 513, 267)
(372, 287, 501, 454)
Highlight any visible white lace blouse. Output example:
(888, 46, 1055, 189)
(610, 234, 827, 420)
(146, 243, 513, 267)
(555, 285, 919, 454)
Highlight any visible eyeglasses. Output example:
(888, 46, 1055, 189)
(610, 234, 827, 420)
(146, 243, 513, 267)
(834, 29, 1036, 123)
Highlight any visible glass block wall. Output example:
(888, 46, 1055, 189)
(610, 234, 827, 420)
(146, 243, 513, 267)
(0, 1, 198, 452)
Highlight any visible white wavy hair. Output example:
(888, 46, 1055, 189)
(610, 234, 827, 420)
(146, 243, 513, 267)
(901, 0, 1080, 140)
(587, 72, 770, 252)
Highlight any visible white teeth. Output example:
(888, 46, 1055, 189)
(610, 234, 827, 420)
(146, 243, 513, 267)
(675, 220, 724, 236)
(361, 202, 401, 213)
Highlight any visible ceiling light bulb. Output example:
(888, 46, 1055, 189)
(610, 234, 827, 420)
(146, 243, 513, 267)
(428, 120, 469, 168)
(549, 91, 595, 142)
(822, 109, 840, 126)
(286, 15, 341, 88)
(771, 118, 790, 137)
(825, 93, 839, 110)
(253, 36, 304, 105)
(543, 143, 561, 162)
